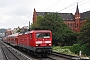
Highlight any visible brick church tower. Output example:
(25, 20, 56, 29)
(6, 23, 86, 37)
(75, 3, 81, 32)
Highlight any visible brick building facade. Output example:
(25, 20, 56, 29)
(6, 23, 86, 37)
(33, 4, 90, 32)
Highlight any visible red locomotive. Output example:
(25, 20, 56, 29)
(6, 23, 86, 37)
(3, 30, 52, 56)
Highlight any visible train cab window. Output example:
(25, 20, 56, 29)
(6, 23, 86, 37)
(43, 33, 50, 38)
(30, 33, 32, 38)
(36, 33, 43, 38)
(36, 33, 50, 38)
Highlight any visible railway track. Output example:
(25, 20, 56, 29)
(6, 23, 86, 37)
(0, 41, 31, 60)
(51, 52, 80, 60)
(37, 52, 89, 60)
(50, 52, 89, 60)
(0, 40, 89, 60)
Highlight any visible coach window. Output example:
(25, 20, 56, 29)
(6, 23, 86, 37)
(30, 33, 32, 38)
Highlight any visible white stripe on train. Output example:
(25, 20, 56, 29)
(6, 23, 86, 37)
(36, 41, 51, 44)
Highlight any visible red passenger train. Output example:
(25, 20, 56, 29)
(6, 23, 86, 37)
(3, 30, 52, 56)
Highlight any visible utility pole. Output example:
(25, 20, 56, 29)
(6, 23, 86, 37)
(29, 21, 30, 31)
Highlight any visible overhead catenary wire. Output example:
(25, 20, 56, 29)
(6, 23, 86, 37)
(57, 0, 87, 12)
(78, 0, 90, 12)
(44, 0, 90, 13)
(81, 7, 90, 13)
(44, 0, 62, 11)
(58, 0, 78, 12)
(45, 0, 80, 12)
(63, 0, 90, 13)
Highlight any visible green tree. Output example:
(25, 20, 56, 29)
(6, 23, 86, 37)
(31, 15, 44, 30)
(31, 13, 77, 46)
(77, 18, 90, 55)
(78, 18, 90, 44)
(16, 29, 21, 33)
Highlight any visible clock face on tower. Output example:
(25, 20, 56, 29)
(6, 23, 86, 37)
(75, 16, 80, 19)
(75, 17, 78, 19)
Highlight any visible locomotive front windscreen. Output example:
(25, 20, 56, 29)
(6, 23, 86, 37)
(36, 33, 50, 38)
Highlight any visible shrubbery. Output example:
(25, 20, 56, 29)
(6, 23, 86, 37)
(52, 46, 75, 55)
(53, 44, 90, 56)
(70, 44, 80, 54)
(70, 44, 90, 56)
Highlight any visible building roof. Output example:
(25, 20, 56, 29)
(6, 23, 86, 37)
(58, 13, 75, 20)
(80, 10, 90, 20)
(36, 12, 75, 21)
(36, 10, 90, 21)
(5, 30, 12, 36)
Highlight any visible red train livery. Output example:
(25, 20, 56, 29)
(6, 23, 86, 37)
(8, 33, 19, 46)
(3, 30, 52, 56)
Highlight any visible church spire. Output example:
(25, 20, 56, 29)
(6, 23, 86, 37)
(75, 3, 80, 32)
(75, 3, 79, 15)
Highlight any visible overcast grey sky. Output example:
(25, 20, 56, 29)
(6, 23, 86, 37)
(0, 0, 90, 29)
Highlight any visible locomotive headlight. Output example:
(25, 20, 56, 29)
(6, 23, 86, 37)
(49, 44, 51, 46)
(36, 44, 39, 46)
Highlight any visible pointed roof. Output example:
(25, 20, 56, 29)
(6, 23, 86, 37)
(75, 3, 79, 15)
(33, 8, 37, 16)
(34, 8, 36, 13)
(34, 8, 35, 11)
